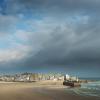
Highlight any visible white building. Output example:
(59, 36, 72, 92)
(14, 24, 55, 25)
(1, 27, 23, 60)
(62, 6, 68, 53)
(64, 74, 70, 80)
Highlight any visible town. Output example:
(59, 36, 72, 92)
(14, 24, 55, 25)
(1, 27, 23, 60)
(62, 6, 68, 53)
(0, 72, 79, 82)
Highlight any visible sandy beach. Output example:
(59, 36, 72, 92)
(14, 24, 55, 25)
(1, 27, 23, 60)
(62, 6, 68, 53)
(0, 81, 99, 100)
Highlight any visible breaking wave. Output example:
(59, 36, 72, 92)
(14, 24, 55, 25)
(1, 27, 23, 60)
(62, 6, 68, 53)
(72, 81, 100, 97)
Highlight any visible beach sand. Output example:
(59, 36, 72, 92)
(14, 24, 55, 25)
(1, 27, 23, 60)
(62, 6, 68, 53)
(0, 81, 99, 100)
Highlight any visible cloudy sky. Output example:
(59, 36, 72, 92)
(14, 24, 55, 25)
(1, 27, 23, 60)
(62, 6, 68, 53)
(0, 0, 100, 77)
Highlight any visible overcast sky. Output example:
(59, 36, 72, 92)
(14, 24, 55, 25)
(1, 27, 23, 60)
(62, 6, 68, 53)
(0, 0, 100, 77)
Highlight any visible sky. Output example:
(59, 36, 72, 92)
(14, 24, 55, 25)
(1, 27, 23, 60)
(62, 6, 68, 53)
(0, 0, 100, 77)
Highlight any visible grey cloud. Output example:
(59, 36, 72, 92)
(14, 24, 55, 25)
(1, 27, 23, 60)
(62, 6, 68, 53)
(0, 17, 99, 76)
(16, 19, 100, 68)
(0, 14, 21, 35)
(0, 0, 100, 76)
(4, 0, 100, 15)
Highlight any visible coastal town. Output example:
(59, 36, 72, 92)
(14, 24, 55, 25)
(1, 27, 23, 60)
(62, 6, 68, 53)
(0, 72, 79, 82)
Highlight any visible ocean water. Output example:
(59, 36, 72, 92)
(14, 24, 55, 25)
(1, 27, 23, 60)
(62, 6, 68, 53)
(72, 80, 100, 97)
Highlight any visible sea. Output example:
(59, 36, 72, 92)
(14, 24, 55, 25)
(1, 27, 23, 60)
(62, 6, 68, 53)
(72, 78, 100, 97)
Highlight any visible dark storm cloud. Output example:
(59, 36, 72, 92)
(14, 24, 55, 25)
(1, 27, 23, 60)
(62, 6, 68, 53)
(35, 33, 100, 66)
(15, 22, 100, 69)
(4, 0, 100, 15)
(0, 0, 100, 33)
(0, 0, 100, 76)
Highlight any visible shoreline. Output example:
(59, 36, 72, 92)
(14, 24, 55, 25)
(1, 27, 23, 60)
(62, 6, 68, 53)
(0, 82, 99, 100)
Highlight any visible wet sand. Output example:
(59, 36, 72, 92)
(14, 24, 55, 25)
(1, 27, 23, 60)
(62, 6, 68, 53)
(0, 82, 99, 100)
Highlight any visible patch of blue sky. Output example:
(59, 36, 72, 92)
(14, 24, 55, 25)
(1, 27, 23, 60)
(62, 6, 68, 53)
(16, 22, 30, 30)
(0, 40, 11, 49)
(0, 0, 5, 7)
(0, 34, 16, 49)
(13, 32, 31, 45)
(18, 10, 43, 20)
(0, 0, 7, 15)
(16, 13, 43, 31)
(0, 33, 29, 50)
(16, 23, 37, 33)
(14, 36, 28, 45)
(31, 13, 44, 20)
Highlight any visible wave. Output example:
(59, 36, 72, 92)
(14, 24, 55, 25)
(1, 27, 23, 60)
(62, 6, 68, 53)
(72, 81, 100, 97)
